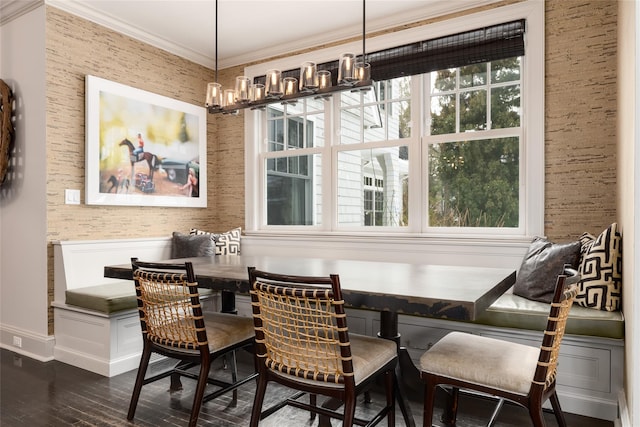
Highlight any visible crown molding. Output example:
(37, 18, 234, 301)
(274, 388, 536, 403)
(0, 0, 42, 25)
(44, 0, 213, 68)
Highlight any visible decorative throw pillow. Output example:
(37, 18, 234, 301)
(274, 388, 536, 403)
(576, 223, 622, 311)
(190, 227, 241, 255)
(512, 237, 581, 303)
(171, 231, 216, 258)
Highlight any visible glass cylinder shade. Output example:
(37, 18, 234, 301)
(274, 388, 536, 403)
(338, 52, 356, 85)
(300, 61, 318, 91)
(235, 76, 251, 103)
(355, 62, 371, 82)
(265, 69, 283, 97)
(283, 77, 298, 96)
(251, 83, 265, 102)
(205, 82, 223, 108)
(318, 70, 332, 90)
(224, 89, 235, 107)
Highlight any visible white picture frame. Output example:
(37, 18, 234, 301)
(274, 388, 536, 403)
(85, 75, 207, 207)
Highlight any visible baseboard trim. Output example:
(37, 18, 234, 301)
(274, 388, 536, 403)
(53, 345, 145, 377)
(0, 323, 55, 361)
(617, 389, 630, 427)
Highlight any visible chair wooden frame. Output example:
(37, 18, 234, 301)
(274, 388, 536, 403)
(127, 258, 257, 427)
(420, 267, 580, 427)
(248, 267, 399, 427)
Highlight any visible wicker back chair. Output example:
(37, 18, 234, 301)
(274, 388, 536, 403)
(248, 267, 399, 427)
(419, 266, 580, 427)
(127, 258, 257, 427)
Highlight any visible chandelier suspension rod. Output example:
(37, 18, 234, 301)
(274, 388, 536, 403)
(215, 0, 218, 83)
(362, 0, 366, 65)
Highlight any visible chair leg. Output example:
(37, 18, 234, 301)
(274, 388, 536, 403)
(127, 344, 153, 420)
(310, 393, 317, 421)
(441, 386, 459, 426)
(170, 359, 194, 391)
(385, 370, 396, 427)
(343, 393, 357, 427)
(250, 375, 269, 427)
(422, 380, 436, 427)
(549, 391, 568, 427)
(226, 350, 239, 403)
(528, 405, 547, 427)
(187, 361, 212, 427)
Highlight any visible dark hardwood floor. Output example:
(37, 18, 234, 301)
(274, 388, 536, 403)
(1, 348, 612, 426)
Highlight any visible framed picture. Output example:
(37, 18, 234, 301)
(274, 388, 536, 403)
(85, 75, 207, 207)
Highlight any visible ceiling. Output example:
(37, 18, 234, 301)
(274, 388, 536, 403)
(1, 0, 496, 69)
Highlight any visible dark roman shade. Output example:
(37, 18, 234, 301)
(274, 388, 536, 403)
(254, 19, 525, 85)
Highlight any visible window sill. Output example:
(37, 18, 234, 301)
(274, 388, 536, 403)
(241, 231, 531, 269)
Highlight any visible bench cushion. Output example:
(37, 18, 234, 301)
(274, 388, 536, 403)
(65, 282, 214, 314)
(474, 292, 624, 339)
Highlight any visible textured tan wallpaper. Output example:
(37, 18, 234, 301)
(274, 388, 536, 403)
(544, 0, 617, 241)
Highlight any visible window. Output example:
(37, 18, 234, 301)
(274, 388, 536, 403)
(245, 1, 544, 239)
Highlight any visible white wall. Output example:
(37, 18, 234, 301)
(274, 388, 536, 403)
(617, 0, 638, 425)
(0, 5, 54, 360)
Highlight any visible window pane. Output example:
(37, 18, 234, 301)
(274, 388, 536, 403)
(287, 118, 303, 149)
(459, 63, 487, 88)
(307, 96, 325, 113)
(340, 108, 361, 144)
(428, 137, 519, 227)
(491, 84, 520, 129)
(308, 112, 325, 147)
(341, 89, 361, 107)
(431, 69, 456, 93)
(268, 105, 322, 151)
(285, 101, 303, 115)
(266, 154, 321, 225)
(388, 76, 411, 99)
(337, 146, 409, 227)
(268, 117, 284, 151)
(460, 89, 486, 131)
(391, 100, 411, 139)
(344, 77, 411, 143)
(430, 94, 455, 135)
(491, 57, 521, 84)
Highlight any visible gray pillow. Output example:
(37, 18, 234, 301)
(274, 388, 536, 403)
(513, 237, 581, 303)
(171, 232, 216, 258)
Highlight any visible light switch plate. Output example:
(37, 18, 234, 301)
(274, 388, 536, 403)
(65, 189, 81, 205)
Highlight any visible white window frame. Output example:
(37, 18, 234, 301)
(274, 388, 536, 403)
(244, 0, 544, 242)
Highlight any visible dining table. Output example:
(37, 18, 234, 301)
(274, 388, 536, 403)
(104, 254, 516, 427)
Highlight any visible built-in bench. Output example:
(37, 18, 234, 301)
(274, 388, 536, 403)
(53, 237, 176, 377)
(53, 236, 624, 420)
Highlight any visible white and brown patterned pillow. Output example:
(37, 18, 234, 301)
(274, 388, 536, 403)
(190, 227, 241, 255)
(576, 223, 622, 311)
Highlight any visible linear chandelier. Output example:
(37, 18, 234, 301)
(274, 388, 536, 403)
(205, 0, 372, 115)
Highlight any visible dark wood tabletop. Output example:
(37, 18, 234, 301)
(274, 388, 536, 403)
(105, 254, 515, 321)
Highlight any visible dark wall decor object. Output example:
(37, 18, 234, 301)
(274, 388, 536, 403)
(0, 79, 15, 185)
